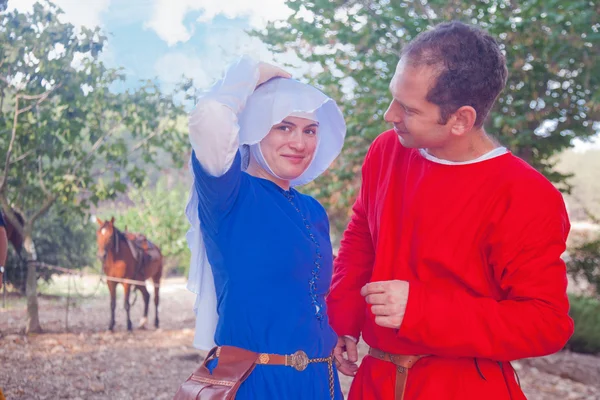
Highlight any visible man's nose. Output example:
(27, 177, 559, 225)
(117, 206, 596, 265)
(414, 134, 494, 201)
(384, 102, 403, 124)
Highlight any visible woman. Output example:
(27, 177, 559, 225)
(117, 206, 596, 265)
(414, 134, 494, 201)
(184, 56, 346, 399)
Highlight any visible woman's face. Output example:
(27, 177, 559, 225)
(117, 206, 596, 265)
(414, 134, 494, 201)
(259, 116, 319, 180)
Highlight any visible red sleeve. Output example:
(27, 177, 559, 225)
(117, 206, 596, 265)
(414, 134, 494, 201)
(397, 178, 574, 361)
(326, 150, 376, 339)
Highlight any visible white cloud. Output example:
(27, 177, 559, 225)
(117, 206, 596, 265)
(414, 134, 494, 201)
(153, 25, 313, 95)
(154, 52, 212, 90)
(9, 0, 111, 29)
(145, 0, 292, 46)
(193, 0, 292, 26)
(152, 29, 263, 93)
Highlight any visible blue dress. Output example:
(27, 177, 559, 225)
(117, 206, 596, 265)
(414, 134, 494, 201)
(192, 150, 343, 399)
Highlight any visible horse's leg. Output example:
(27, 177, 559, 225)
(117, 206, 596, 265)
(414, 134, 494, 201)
(107, 280, 117, 331)
(153, 275, 160, 328)
(137, 284, 150, 329)
(123, 283, 133, 331)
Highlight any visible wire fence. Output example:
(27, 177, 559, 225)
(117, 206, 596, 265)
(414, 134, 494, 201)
(1, 261, 187, 331)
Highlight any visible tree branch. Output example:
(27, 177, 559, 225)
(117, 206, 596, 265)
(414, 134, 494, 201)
(38, 156, 51, 197)
(14, 180, 28, 207)
(91, 163, 120, 178)
(17, 86, 59, 115)
(1, 86, 59, 193)
(30, 194, 58, 226)
(129, 129, 162, 155)
(9, 149, 34, 165)
(0, 96, 21, 194)
(70, 119, 122, 177)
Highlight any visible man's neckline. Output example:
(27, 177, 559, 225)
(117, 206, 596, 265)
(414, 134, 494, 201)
(418, 147, 510, 166)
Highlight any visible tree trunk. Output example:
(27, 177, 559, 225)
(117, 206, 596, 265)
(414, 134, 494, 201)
(23, 232, 41, 333)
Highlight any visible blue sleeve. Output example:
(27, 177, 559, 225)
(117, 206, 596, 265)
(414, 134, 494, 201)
(191, 149, 242, 231)
(0, 209, 5, 227)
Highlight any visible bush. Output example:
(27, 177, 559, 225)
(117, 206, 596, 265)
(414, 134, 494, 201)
(567, 238, 600, 296)
(566, 295, 600, 355)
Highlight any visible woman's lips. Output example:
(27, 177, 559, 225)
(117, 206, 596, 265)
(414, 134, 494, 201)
(281, 155, 305, 164)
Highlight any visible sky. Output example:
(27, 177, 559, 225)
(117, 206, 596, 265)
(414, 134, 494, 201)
(9, 0, 297, 92)
(8, 0, 600, 152)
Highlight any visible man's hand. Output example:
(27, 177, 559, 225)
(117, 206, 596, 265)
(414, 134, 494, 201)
(256, 62, 291, 88)
(333, 336, 359, 377)
(361, 280, 410, 329)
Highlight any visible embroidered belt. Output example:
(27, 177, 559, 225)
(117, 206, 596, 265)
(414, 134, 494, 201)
(216, 347, 336, 399)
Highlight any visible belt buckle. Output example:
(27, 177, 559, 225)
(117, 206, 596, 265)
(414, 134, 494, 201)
(258, 353, 270, 364)
(289, 350, 309, 371)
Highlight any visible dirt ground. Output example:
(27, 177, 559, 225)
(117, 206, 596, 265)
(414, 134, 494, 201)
(0, 276, 599, 400)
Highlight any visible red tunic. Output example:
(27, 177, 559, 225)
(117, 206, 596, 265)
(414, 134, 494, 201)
(327, 130, 574, 400)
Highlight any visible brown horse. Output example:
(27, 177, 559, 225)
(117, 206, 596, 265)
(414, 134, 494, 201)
(96, 217, 163, 331)
(2, 207, 24, 253)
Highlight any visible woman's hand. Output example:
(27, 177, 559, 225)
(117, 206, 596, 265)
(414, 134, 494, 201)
(333, 336, 359, 376)
(256, 62, 291, 88)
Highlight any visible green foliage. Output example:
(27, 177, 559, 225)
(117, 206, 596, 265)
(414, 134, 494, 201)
(568, 238, 600, 296)
(5, 205, 97, 292)
(257, 0, 600, 235)
(0, 1, 189, 222)
(567, 295, 600, 354)
(98, 175, 191, 276)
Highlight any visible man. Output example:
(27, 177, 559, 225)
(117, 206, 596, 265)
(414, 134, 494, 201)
(0, 208, 8, 289)
(328, 21, 573, 400)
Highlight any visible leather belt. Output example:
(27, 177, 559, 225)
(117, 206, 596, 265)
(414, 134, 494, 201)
(257, 350, 329, 371)
(216, 347, 330, 371)
(369, 347, 425, 400)
(215, 347, 335, 399)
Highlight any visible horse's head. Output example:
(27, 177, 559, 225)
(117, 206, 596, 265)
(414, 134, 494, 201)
(96, 217, 116, 261)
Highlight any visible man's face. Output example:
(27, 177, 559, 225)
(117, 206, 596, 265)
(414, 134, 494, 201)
(384, 58, 453, 149)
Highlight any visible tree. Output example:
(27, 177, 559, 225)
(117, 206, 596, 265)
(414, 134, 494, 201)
(257, 0, 600, 235)
(0, 1, 188, 333)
